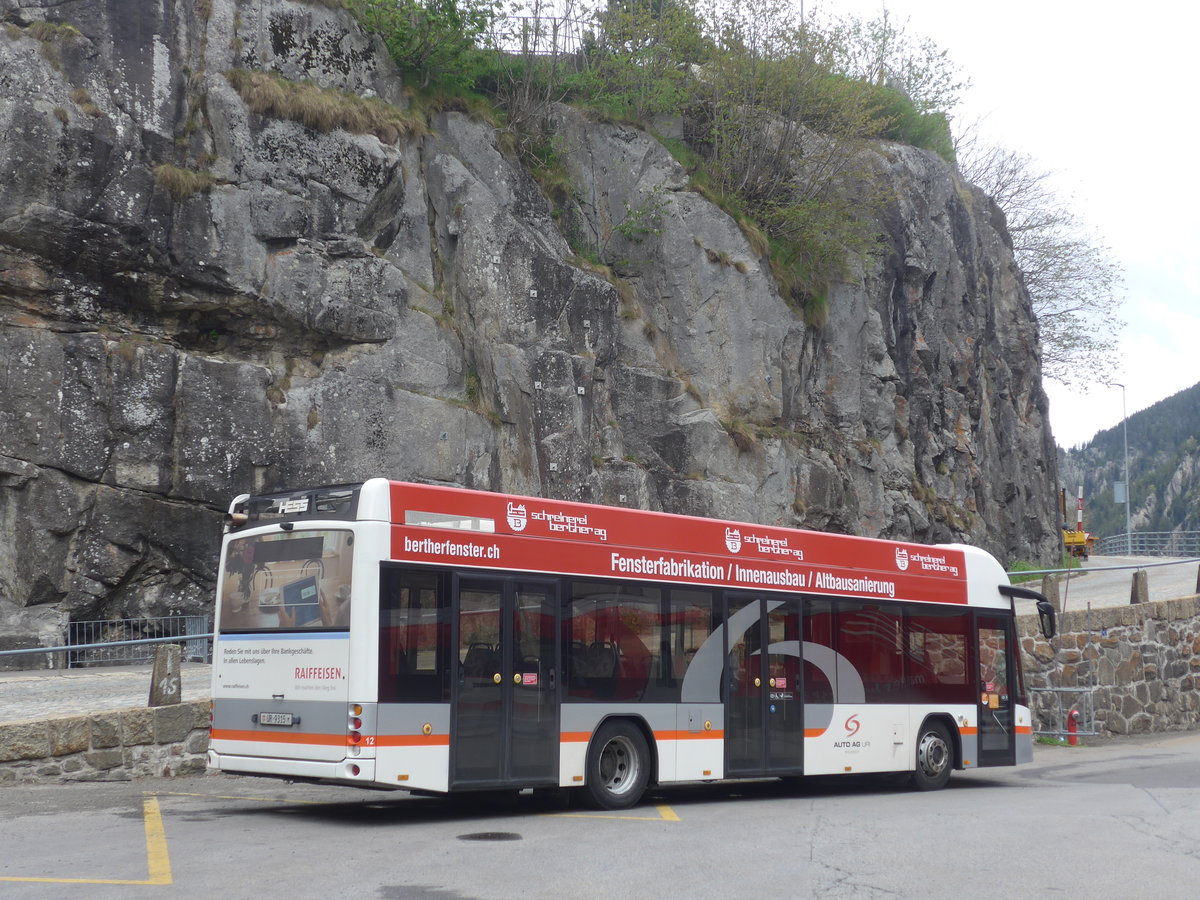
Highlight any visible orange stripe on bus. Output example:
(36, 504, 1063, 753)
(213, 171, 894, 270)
(375, 734, 450, 747)
(958, 726, 978, 736)
(804, 728, 827, 738)
(1015, 725, 1032, 735)
(211, 728, 348, 746)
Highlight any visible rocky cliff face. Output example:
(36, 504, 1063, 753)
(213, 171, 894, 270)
(0, 0, 1060, 650)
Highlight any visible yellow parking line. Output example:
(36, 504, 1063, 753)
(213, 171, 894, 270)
(0, 796, 172, 885)
(143, 797, 173, 884)
(551, 803, 680, 822)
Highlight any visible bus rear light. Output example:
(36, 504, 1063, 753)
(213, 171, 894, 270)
(352, 704, 363, 716)
(349, 731, 362, 744)
(351, 717, 362, 729)
(350, 764, 360, 776)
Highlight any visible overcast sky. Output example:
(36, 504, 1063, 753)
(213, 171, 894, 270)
(815, 0, 1199, 449)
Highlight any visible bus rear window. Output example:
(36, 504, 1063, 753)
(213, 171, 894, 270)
(219, 530, 354, 632)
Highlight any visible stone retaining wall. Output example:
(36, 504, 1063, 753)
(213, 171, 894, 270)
(1019, 595, 1200, 736)
(0, 700, 210, 784)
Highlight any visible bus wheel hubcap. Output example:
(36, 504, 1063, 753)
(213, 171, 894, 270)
(599, 736, 639, 795)
(918, 732, 948, 776)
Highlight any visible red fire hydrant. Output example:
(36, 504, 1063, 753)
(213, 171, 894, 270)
(1067, 708, 1080, 746)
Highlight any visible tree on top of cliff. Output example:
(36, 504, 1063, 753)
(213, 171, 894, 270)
(348, 0, 969, 319)
(347, 0, 499, 89)
(955, 135, 1125, 388)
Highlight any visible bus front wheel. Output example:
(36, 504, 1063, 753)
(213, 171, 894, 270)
(911, 721, 954, 791)
(585, 720, 650, 810)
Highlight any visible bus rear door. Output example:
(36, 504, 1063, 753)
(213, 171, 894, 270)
(451, 576, 560, 789)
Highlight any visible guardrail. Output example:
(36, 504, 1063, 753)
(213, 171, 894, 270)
(1008, 556, 1200, 578)
(1095, 532, 1200, 557)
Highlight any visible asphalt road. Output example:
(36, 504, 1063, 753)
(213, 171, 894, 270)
(3, 731, 1200, 898)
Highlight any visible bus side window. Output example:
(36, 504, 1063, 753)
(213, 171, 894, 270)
(669, 588, 715, 687)
(905, 610, 970, 704)
(566, 581, 664, 702)
(836, 603, 903, 702)
(379, 568, 450, 702)
(803, 598, 837, 703)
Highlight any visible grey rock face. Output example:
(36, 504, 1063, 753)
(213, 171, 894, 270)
(0, 0, 1059, 650)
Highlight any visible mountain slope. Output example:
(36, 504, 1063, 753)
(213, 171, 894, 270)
(1059, 382, 1200, 537)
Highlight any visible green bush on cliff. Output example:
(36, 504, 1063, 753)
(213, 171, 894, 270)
(341, 0, 965, 320)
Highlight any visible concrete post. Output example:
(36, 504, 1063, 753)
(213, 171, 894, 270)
(1130, 569, 1149, 605)
(149, 644, 182, 707)
(1041, 574, 1061, 612)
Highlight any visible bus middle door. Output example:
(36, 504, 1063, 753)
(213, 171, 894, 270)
(723, 593, 803, 777)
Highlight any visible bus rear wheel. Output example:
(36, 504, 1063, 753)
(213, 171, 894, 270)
(585, 720, 650, 810)
(911, 720, 954, 791)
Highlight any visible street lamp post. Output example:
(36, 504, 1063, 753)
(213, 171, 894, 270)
(1107, 382, 1132, 554)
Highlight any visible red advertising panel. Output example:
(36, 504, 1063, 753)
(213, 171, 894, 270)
(388, 483, 967, 605)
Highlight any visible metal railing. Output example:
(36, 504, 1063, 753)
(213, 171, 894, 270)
(67, 615, 211, 667)
(0, 616, 212, 669)
(1029, 686, 1098, 740)
(1095, 532, 1200, 557)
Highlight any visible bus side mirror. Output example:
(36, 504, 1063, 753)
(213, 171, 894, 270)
(1036, 599, 1057, 640)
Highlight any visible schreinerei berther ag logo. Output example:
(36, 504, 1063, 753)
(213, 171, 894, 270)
(506, 502, 528, 532)
(894, 546, 910, 571)
(724, 528, 742, 554)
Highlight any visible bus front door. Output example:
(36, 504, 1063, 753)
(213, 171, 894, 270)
(724, 594, 804, 777)
(976, 614, 1016, 766)
(452, 576, 559, 789)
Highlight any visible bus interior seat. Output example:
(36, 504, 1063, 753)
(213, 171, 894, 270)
(463, 642, 497, 677)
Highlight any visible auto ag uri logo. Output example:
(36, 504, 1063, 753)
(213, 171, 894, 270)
(506, 502, 528, 532)
(724, 527, 742, 554)
(894, 546, 910, 571)
(844, 714, 861, 737)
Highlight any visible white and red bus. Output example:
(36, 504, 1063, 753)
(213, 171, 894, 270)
(208, 479, 1056, 808)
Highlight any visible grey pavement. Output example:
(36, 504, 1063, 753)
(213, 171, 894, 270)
(0, 663, 212, 726)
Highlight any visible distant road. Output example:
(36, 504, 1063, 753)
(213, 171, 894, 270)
(1032, 555, 1200, 615)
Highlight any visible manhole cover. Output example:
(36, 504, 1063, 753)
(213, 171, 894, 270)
(457, 832, 523, 842)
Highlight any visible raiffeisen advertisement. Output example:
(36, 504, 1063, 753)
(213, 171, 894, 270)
(214, 633, 349, 697)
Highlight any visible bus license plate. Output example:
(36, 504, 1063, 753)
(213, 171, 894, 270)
(258, 712, 294, 726)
